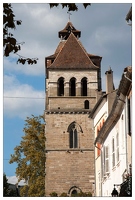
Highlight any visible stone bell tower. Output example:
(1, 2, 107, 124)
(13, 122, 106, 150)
(45, 21, 102, 196)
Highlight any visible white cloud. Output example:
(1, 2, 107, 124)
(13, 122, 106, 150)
(4, 74, 45, 119)
(4, 54, 46, 77)
(94, 26, 129, 46)
(7, 176, 26, 185)
(3, 3, 65, 76)
(3, 3, 131, 79)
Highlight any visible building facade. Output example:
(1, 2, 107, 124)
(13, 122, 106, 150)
(89, 68, 116, 196)
(44, 21, 102, 196)
(90, 66, 132, 196)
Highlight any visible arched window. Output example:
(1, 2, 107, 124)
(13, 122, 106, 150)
(69, 77, 76, 96)
(81, 77, 87, 96)
(71, 190, 77, 196)
(84, 100, 89, 109)
(67, 122, 83, 149)
(68, 186, 82, 197)
(69, 127, 77, 148)
(58, 77, 64, 96)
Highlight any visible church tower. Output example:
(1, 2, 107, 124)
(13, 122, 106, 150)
(45, 21, 102, 196)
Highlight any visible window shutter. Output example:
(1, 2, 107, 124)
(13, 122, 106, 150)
(105, 146, 109, 173)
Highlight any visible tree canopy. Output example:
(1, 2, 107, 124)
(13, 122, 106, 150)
(3, 3, 38, 65)
(49, 3, 91, 11)
(9, 115, 45, 197)
(3, 173, 18, 197)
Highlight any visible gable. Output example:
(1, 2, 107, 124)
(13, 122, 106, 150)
(48, 33, 99, 70)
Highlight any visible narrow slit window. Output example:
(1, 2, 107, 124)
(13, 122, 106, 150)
(69, 128, 78, 148)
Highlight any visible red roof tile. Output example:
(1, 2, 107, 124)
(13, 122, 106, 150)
(48, 33, 99, 69)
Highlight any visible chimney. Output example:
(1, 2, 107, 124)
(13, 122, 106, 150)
(105, 67, 116, 114)
(105, 67, 114, 94)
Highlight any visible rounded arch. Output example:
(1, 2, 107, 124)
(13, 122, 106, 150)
(57, 77, 64, 96)
(68, 186, 82, 196)
(69, 77, 76, 96)
(81, 77, 87, 96)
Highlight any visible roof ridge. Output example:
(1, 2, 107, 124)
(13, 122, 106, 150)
(76, 37, 99, 68)
(49, 38, 69, 68)
(54, 40, 66, 54)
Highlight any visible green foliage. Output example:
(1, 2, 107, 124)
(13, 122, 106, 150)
(3, 173, 9, 196)
(50, 192, 58, 197)
(49, 3, 91, 11)
(49, 191, 92, 197)
(59, 192, 68, 197)
(9, 115, 46, 197)
(71, 191, 92, 197)
(3, 173, 18, 197)
(3, 3, 38, 64)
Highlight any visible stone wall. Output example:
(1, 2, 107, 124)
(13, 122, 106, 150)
(45, 112, 95, 196)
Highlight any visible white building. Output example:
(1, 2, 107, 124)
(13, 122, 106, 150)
(90, 66, 132, 196)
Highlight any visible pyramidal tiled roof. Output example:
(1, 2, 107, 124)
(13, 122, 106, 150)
(48, 32, 98, 69)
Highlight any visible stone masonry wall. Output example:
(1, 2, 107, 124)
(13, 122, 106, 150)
(48, 97, 96, 111)
(45, 112, 95, 196)
(45, 151, 94, 196)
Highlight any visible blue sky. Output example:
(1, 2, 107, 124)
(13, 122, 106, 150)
(3, 2, 132, 184)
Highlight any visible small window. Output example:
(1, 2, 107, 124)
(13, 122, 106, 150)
(71, 190, 77, 196)
(84, 100, 89, 109)
(68, 186, 82, 197)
